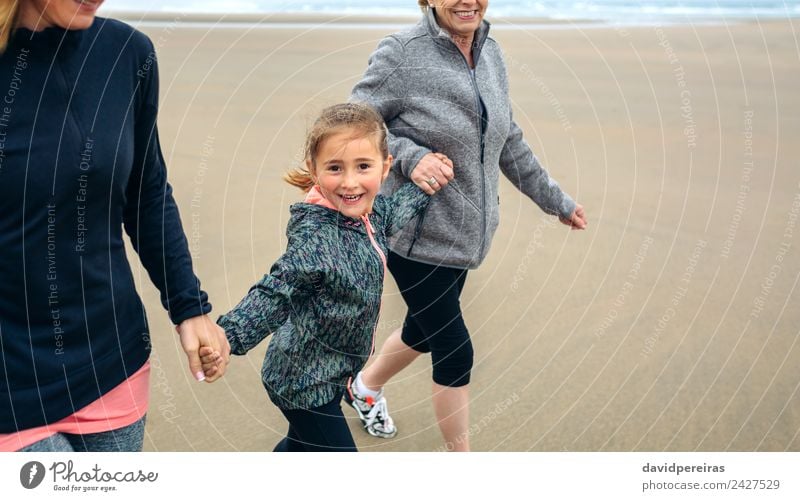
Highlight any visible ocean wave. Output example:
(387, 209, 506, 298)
(103, 0, 800, 20)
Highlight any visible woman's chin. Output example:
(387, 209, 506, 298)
(66, 17, 96, 30)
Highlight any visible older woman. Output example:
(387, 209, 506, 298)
(0, 0, 229, 452)
(347, 0, 587, 451)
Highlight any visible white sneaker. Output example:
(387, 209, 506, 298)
(344, 375, 398, 438)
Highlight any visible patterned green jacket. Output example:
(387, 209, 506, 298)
(218, 182, 429, 410)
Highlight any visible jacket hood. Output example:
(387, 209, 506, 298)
(303, 185, 338, 211)
(288, 187, 370, 238)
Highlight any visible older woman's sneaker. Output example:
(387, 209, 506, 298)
(344, 376, 397, 438)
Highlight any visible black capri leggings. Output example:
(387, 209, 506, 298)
(273, 393, 357, 452)
(388, 251, 473, 387)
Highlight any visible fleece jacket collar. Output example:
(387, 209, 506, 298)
(294, 185, 372, 235)
(424, 7, 491, 65)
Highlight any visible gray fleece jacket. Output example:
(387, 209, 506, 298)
(351, 8, 576, 269)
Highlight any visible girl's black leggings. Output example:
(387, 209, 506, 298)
(388, 251, 473, 387)
(273, 394, 357, 452)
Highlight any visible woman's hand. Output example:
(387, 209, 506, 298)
(411, 153, 455, 195)
(559, 204, 588, 230)
(176, 314, 231, 382)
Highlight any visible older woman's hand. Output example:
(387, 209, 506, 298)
(411, 152, 455, 195)
(559, 203, 588, 230)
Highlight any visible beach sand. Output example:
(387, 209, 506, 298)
(120, 15, 800, 451)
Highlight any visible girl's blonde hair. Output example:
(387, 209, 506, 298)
(1, 0, 20, 54)
(285, 102, 389, 192)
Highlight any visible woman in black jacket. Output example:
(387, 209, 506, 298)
(0, 0, 229, 452)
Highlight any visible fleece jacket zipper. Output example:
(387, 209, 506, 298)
(361, 213, 386, 357)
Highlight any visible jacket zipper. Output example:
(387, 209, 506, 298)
(456, 49, 488, 262)
(406, 23, 490, 262)
(361, 214, 386, 357)
(405, 202, 429, 257)
(53, 59, 89, 191)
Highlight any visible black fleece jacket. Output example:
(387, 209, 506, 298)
(0, 18, 209, 433)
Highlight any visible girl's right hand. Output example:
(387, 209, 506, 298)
(176, 314, 230, 383)
(411, 152, 454, 195)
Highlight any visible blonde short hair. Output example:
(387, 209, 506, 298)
(0, 0, 20, 54)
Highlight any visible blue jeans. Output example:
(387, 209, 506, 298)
(18, 416, 146, 452)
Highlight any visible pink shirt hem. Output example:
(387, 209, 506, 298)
(0, 362, 151, 452)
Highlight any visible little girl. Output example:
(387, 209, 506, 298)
(214, 103, 433, 452)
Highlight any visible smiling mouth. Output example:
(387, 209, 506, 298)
(75, 0, 102, 10)
(455, 10, 477, 19)
(339, 194, 364, 206)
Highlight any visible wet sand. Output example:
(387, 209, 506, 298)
(118, 15, 800, 451)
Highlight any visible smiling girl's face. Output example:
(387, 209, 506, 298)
(309, 128, 392, 219)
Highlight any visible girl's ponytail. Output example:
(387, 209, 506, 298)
(283, 167, 315, 192)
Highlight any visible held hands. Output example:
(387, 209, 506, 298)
(411, 152, 455, 195)
(200, 346, 223, 376)
(175, 314, 231, 383)
(559, 203, 588, 230)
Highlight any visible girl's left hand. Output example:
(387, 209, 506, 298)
(559, 204, 587, 230)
